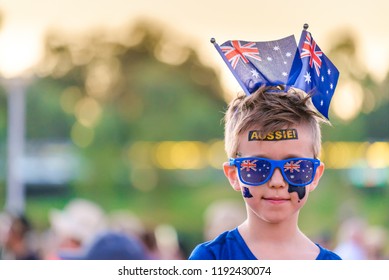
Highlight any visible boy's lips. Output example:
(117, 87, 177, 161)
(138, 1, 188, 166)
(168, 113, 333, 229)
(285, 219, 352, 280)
(263, 197, 290, 204)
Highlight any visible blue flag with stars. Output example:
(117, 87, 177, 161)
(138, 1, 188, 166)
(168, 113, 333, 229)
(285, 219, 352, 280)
(293, 30, 340, 119)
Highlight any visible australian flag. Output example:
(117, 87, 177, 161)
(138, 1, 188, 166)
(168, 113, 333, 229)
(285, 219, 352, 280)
(293, 30, 340, 119)
(214, 35, 301, 94)
(212, 29, 339, 119)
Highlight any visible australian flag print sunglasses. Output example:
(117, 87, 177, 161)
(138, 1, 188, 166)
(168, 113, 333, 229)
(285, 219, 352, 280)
(229, 157, 320, 187)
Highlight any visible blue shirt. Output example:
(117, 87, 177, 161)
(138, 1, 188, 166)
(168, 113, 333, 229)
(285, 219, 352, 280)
(189, 228, 341, 260)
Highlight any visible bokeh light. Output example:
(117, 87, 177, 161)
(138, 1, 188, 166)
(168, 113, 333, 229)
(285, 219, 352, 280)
(332, 81, 364, 121)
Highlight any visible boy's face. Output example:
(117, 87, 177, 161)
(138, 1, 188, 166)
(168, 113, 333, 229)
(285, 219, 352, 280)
(223, 123, 324, 224)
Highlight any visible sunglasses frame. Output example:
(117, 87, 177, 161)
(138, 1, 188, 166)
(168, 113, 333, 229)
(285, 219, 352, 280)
(229, 157, 320, 187)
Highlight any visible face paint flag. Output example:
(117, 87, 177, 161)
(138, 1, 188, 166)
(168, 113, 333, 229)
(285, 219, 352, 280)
(292, 30, 340, 119)
(243, 187, 253, 198)
(211, 25, 339, 119)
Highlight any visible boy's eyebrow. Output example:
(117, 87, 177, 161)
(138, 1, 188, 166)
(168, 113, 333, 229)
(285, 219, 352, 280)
(282, 154, 313, 159)
(235, 153, 268, 158)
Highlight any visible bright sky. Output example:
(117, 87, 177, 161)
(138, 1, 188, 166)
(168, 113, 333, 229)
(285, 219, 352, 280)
(1, 0, 389, 90)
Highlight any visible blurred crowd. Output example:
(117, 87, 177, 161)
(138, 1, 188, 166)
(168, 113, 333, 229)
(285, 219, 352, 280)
(0, 198, 187, 260)
(0, 198, 388, 260)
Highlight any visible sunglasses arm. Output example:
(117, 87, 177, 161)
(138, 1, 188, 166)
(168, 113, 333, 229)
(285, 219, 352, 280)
(229, 158, 236, 166)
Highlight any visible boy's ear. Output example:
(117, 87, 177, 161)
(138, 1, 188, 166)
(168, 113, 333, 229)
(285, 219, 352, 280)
(308, 161, 325, 192)
(223, 162, 241, 191)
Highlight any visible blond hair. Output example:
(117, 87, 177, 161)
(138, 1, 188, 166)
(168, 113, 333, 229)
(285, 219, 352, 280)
(223, 86, 329, 158)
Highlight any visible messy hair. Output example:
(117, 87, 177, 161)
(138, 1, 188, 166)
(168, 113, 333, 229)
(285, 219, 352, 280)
(223, 86, 329, 158)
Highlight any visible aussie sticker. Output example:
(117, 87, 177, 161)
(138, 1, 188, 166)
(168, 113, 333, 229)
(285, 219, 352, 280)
(248, 129, 298, 141)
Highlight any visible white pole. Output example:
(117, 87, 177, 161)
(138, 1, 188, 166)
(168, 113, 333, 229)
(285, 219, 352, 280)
(5, 78, 26, 214)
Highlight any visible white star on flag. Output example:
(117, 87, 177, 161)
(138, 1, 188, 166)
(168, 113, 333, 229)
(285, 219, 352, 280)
(251, 69, 259, 78)
(304, 72, 311, 84)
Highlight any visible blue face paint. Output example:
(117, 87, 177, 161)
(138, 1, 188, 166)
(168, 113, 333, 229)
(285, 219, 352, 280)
(243, 187, 253, 198)
(288, 185, 306, 202)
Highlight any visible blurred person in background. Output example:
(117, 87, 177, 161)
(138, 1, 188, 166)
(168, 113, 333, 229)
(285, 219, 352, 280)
(42, 198, 107, 259)
(108, 209, 146, 242)
(154, 223, 187, 260)
(364, 225, 388, 260)
(203, 199, 246, 241)
(108, 211, 187, 259)
(139, 227, 162, 259)
(1, 212, 40, 260)
(333, 217, 368, 259)
(0, 212, 10, 257)
(107, 209, 160, 259)
(59, 230, 149, 260)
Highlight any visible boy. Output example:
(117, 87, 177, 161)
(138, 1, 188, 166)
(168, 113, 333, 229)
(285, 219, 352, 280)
(189, 85, 341, 259)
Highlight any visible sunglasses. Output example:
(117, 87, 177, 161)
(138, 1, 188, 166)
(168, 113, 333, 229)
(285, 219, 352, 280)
(229, 157, 320, 187)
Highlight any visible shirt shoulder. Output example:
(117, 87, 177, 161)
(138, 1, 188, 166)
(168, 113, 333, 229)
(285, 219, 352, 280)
(316, 244, 342, 260)
(188, 228, 256, 260)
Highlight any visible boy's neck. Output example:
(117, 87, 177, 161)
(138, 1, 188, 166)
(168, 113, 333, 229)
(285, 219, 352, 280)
(238, 218, 318, 259)
(242, 216, 301, 242)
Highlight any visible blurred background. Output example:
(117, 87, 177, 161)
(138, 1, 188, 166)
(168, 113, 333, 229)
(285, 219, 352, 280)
(0, 0, 388, 260)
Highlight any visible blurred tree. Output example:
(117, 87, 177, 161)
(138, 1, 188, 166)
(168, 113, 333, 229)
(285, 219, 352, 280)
(363, 72, 389, 140)
(35, 21, 226, 140)
(29, 20, 227, 202)
(321, 29, 389, 142)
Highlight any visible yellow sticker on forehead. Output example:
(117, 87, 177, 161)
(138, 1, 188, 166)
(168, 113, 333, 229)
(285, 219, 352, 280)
(248, 129, 298, 141)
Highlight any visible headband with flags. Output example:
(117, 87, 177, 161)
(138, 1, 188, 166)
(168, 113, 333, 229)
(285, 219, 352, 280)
(211, 25, 339, 119)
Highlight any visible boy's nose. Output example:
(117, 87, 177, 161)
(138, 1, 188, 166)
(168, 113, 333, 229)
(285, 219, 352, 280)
(268, 168, 287, 188)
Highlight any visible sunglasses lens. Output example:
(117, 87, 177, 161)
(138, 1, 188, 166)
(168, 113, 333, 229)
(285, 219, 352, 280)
(283, 159, 316, 185)
(239, 159, 272, 185)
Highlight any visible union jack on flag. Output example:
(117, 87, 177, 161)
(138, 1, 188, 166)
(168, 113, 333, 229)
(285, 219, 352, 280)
(241, 160, 258, 172)
(284, 160, 302, 173)
(221, 41, 262, 69)
(300, 32, 323, 77)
